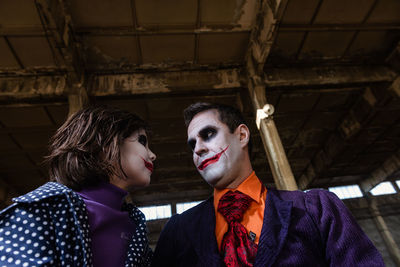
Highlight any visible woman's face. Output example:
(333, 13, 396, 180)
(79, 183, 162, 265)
(110, 129, 156, 191)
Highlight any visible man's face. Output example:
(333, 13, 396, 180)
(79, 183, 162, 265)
(187, 109, 244, 189)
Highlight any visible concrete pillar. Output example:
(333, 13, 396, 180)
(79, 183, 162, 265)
(171, 201, 177, 215)
(248, 82, 298, 190)
(68, 85, 88, 117)
(392, 180, 400, 193)
(257, 106, 298, 190)
(367, 194, 400, 266)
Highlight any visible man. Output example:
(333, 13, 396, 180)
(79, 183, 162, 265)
(152, 102, 384, 267)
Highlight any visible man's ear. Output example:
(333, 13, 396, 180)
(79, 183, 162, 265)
(236, 124, 250, 148)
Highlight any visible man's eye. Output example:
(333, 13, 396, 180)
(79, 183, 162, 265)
(202, 129, 216, 141)
(138, 135, 147, 146)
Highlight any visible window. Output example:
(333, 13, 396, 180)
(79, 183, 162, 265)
(138, 204, 172, 221)
(176, 201, 202, 214)
(328, 185, 363, 199)
(370, 182, 396, 196)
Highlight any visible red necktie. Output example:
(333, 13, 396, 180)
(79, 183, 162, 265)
(218, 190, 258, 267)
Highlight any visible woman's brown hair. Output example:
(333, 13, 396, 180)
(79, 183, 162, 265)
(46, 105, 149, 191)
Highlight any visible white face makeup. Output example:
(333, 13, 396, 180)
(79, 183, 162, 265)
(187, 110, 245, 189)
(111, 129, 156, 191)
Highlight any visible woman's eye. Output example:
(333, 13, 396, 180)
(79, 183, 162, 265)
(138, 135, 147, 146)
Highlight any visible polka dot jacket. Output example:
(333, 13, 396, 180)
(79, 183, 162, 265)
(0, 182, 152, 267)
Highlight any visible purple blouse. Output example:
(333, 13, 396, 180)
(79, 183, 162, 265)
(77, 183, 135, 267)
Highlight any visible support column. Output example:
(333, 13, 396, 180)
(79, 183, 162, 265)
(244, 0, 296, 190)
(68, 84, 88, 117)
(392, 180, 400, 193)
(247, 59, 297, 190)
(248, 83, 298, 190)
(366, 194, 400, 266)
(171, 201, 177, 216)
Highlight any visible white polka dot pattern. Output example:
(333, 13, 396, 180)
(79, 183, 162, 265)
(0, 182, 152, 267)
(122, 203, 153, 267)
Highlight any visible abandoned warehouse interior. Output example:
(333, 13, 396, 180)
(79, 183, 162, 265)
(0, 0, 400, 265)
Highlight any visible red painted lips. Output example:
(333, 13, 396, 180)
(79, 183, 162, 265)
(198, 146, 229, 171)
(143, 159, 154, 172)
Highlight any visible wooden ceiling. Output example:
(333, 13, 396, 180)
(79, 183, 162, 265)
(0, 0, 400, 207)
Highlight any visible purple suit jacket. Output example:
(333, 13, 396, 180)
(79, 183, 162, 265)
(152, 189, 384, 267)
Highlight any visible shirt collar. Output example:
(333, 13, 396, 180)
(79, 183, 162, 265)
(214, 171, 263, 205)
(77, 182, 128, 210)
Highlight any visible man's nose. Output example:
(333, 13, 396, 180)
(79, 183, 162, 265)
(194, 139, 208, 156)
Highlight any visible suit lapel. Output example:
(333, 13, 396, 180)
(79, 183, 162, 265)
(186, 197, 222, 267)
(254, 189, 293, 267)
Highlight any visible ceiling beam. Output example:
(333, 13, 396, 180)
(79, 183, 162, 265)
(359, 149, 400, 193)
(279, 23, 400, 32)
(0, 68, 241, 101)
(386, 41, 400, 73)
(264, 65, 397, 88)
(245, 0, 297, 190)
(34, 0, 84, 84)
(0, 27, 251, 37)
(248, 0, 288, 73)
(88, 68, 242, 96)
(355, 43, 400, 192)
(1, 64, 394, 103)
(298, 75, 400, 190)
(0, 75, 67, 102)
(34, 0, 88, 115)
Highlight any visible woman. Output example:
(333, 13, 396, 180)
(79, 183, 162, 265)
(0, 105, 156, 267)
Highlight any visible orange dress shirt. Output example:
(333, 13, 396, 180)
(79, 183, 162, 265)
(213, 171, 267, 250)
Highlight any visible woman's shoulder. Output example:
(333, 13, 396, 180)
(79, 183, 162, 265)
(0, 182, 77, 217)
(12, 182, 72, 203)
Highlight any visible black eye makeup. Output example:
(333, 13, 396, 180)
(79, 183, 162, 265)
(199, 127, 217, 142)
(187, 126, 218, 151)
(138, 134, 147, 146)
(187, 139, 196, 151)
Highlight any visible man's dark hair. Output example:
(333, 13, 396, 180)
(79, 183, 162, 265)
(183, 102, 252, 155)
(46, 105, 149, 191)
